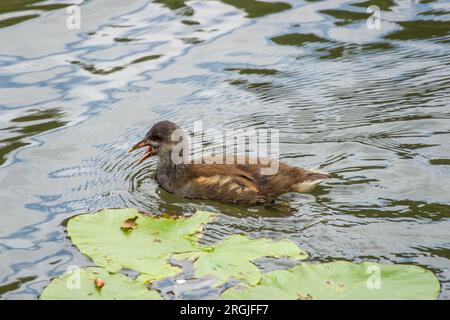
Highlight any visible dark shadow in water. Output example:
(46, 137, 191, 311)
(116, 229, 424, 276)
(0, 108, 66, 166)
(155, 186, 300, 218)
(0, 0, 69, 28)
(220, 0, 292, 18)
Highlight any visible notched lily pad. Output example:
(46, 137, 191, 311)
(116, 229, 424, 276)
(173, 234, 308, 286)
(40, 267, 162, 300)
(67, 209, 215, 282)
(62, 209, 439, 299)
(221, 261, 440, 300)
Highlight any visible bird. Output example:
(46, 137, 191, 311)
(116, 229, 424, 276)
(128, 120, 330, 204)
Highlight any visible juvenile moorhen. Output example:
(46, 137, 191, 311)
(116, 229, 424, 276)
(129, 121, 330, 204)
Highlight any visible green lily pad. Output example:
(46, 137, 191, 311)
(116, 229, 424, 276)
(67, 209, 214, 282)
(173, 235, 307, 286)
(40, 267, 162, 300)
(221, 261, 440, 300)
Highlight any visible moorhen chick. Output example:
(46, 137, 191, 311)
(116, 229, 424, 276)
(129, 121, 330, 204)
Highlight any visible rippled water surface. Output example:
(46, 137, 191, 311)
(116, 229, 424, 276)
(0, 0, 449, 299)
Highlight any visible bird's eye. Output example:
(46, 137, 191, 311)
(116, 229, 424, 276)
(153, 134, 162, 141)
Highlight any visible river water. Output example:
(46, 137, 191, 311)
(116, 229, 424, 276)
(0, 0, 449, 299)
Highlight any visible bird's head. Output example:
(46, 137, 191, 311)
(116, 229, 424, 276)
(128, 120, 185, 164)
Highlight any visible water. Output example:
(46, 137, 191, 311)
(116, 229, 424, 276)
(0, 0, 449, 299)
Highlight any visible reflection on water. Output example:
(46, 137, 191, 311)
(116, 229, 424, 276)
(0, 108, 66, 166)
(386, 20, 450, 41)
(221, 0, 292, 18)
(0, 0, 70, 29)
(0, 0, 450, 299)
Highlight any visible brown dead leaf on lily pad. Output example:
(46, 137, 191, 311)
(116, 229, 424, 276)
(121, 216, 138, 232)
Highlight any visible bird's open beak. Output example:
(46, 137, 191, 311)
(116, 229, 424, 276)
(128, 139, 154, 164)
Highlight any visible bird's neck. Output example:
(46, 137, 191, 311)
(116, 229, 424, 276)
(156, 147, 187, 177)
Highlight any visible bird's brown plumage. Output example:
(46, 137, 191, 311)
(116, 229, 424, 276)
(130, 121, 331, 204)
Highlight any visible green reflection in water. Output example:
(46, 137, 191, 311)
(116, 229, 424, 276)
(227, 78, 283, 104)
(317, 42, 394, 60)
(0, 276, 37, 298)
(320, 9, 370, 26)
(386, 199, 450, 221)
(71, 54, 164, 75)
(0, 14, 38, 28)
(0, 108, 66, 166)
(154, 0, 186, 10)
(225, 68, 279, 75)
(271, 33, 328, 46)
(0, 0, 69, 28)
(70, 61, 125, 75)
(429, 159, 450, 166)
(220, 0, 291, 18)
(131, 55, 163, 64)
(317, 45, 346, 59)
(181, 19, 200, 25)
(154, 0, 299, 18)
(333, 199, 450, 221)
(114, 37, 139, 43)
(419, 0, 439, 3)
(180, 37, 203, 44)
(351, 0, 395, 11)
(154, 0, 194, 16)
(421, 10, 450, 17)
(386, 20, 450, 41)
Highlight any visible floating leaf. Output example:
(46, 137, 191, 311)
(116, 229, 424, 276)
(121, 216, 138, 231)
(173, 235, 307, 286)
(221, 261, 440, 300)
(40, 267, 162, 300)
(67, 209, 214, 282)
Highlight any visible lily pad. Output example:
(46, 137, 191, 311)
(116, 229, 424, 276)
(40, 267, 162, 300)
(68, 209, 214, 282)
(173, 235, 307, 286)
(221, 261, 440, 300)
